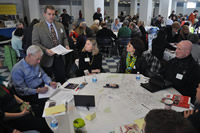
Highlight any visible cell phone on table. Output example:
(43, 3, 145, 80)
(49, 101, 56, 107)
(103, 84, 119, 88)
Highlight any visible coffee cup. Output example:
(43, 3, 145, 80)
(164, 99, 173, 110)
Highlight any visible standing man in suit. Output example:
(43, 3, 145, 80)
(32, 5, 69, 84)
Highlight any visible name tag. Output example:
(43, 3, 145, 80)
(85, 58, 90, 62)
(60, 28, 63, 33)
(176, 73, 183, 80)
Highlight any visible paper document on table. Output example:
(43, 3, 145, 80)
(38, 84, 58, 99)
(42, 100, 67, 117)
(51, 44, 73, 55)
(134, 118, 145, 130)
(50, 90, 73, 102)
(128, 104, 150, 120)
(45, 104, 66, 116)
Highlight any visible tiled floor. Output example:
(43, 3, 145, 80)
(102, 56, 120, 73)
(0, 46, 120, 80)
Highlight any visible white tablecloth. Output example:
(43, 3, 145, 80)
(46, 73, 189, 133)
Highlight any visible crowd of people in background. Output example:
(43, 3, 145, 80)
(2, 4, 200, 133)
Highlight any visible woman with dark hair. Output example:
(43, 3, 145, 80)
(78, 38, 103, 76)
(11, 28, 24, 58)
(119, 37, 147, 75)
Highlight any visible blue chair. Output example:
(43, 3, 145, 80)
(97, 38, 113, 57)
(116, 38, 131, 56)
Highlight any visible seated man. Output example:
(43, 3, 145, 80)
(11, 45, 57, 106)
(96, 21, 116, 40)
(163, 40, 200, 102)
(117, 20, 131, 38)
(144, 109, 197, 133)
(111, 18, 121, 32)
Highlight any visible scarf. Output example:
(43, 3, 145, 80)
(125, 52, 137, 74)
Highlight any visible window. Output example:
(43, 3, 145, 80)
(186, 2, 196, 8)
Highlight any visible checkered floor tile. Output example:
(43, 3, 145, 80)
(102, 56, 120, 73)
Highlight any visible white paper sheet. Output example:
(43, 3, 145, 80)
(38, 84, 60, 99)
(50, 44, 73, 55)
(50, 90, 74, 102)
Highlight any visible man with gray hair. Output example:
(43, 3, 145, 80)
(163, 40, 200, 102)
(93, 7, 102, 23)
(111, 18, 122, 32)
(11, 45, 57, 106)
(117, 20, 131, 38)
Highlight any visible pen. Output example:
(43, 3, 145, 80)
(86, 106, 89, 111)
(141, 104, 150, 110)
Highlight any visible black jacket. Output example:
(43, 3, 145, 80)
(164, 26, 179, 43)
(163, 54, 200, 102)
(96, 27, 116, 40)
(78, 52, 103, 76)
(22, 27, 33, 53)
(93, 12, 102, 22)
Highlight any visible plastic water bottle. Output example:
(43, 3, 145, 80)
(92, 74, 97, 83)
(136, 72, 141, 81)
(50, 116, 58, 131)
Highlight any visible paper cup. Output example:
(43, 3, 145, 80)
(164, 99, 173, 110)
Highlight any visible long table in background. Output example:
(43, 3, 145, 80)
(45, 73, 189, 133)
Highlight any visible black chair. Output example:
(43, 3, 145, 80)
(97, 38, 113, 57)
(116, 38, 131, 56)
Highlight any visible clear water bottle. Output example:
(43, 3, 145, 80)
(92, 74, 97, 83)
(136, 72, 141, 81)
(50, 116, 58, 131)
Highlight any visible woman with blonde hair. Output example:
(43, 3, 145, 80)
(78, 38, 103, 76)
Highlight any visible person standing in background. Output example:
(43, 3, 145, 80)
(79, 10, 82, 19)
(60, 9, 71, 28)
(189, 10, 199, 25)
(93, 7, 102, 23)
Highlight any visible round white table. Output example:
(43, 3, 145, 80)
(45, 73, 189, 133)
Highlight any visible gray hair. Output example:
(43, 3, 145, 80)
(123, 20, 129, 26)
(27, 45, 43, 56)
(115, 18, 119, 21)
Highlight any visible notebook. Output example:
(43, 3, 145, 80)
(141, 73, 172, 93)
(74, 95, 95, 107)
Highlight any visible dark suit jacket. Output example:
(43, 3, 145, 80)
(22, 27, 33, 53)
(32, 21, 68, 67)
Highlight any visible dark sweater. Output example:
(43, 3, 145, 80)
(163, 55, 200, 102)
(78, 52, 102, 76)
(96, 27, 116, 40)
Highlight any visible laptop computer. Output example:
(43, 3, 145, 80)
(141, 73, 172, 93)
(74, 95, 95, 107)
